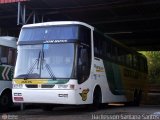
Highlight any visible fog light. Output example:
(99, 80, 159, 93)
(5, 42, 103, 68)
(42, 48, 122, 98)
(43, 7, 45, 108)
(14, 97, 24, 101)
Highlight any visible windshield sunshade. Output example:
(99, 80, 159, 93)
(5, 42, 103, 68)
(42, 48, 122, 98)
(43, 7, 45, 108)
(19, 26, 78, 41)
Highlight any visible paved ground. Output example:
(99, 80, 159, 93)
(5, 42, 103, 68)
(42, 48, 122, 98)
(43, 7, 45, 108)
(0, 104, 160, 120)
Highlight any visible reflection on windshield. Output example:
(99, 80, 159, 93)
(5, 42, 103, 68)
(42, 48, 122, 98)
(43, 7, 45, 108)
(14, 44, 75, 79)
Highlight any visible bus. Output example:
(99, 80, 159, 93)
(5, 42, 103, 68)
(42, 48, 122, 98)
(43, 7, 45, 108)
(0, 36, 17, 112)
(12, 21, 148, 110)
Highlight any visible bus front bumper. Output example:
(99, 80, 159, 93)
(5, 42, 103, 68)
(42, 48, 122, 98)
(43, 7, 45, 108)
(12, 89, 81, 105)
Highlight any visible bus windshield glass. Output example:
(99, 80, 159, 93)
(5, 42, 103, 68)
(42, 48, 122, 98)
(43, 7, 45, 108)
(14, 43, 75, 79)
(19, 25, 78, 41)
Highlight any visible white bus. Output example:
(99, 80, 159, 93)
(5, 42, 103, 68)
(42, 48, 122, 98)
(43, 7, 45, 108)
(12, 21, 148, 110)
(0, 36, 16, 112)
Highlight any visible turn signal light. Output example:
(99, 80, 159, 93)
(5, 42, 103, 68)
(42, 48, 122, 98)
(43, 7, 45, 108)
(70, 85, 75, 89)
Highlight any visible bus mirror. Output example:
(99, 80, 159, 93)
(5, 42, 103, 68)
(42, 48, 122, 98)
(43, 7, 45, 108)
(1, 57, 7, 64)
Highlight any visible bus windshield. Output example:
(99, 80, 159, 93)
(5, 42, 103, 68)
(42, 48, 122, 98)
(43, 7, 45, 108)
(14, 43, 75, 79)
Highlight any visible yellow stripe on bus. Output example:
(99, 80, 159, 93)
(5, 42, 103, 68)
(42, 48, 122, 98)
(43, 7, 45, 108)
(13, 79, 48, 84)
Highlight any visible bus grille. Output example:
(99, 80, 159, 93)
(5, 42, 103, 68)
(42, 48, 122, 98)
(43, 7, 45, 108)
(25, 84, 55, 88)
(25, 84, 38, 88)
(41, 85, 55, 88)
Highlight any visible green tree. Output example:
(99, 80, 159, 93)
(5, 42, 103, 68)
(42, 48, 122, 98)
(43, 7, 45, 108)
(140, 51, 160, 84)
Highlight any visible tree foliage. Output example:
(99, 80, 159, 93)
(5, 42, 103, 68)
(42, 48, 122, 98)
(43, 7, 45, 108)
(140, 51, 160, 84)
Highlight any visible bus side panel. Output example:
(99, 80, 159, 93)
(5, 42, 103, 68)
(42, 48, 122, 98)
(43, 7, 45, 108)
(0, 81, 12, 95)
(76, 58, 126, 104)
(92, 59, 126, 103)
(0, 65, 14, 81)
(0, 65, 13, 95)
(103, 61, 124, 95)
(120, 67, 148, 102)
(103, 59, 148, 103)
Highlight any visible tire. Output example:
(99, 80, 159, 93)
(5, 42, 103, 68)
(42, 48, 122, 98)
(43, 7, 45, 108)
(93, 87, 102, 109)
(133, 90, 142, 106)
(41, 104, 54, 111)
(0, 91, 13, 112)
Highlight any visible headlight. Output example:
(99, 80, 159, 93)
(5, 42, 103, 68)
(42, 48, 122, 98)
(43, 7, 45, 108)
(13, 84, 23, 89)
(57, 84, 75, 89)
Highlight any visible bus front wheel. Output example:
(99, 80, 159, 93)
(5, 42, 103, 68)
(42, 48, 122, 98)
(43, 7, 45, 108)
(133, 89, 142, 106)
(0, 91, 13, 112)
(93, 87, 102, 109)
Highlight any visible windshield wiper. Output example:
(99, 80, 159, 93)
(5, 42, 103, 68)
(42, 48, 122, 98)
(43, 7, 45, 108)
(24, 51, 41, 80)
(45, 63, 56, 80)
(41, 50, 56, 80)
(23, 49, 56, 80)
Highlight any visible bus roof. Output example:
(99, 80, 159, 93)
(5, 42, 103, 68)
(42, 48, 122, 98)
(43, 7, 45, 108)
(22, 21, 94, 30)
(0, 36, 17, 48)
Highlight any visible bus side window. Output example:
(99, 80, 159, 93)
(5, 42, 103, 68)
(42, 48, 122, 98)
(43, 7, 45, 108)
(126, 54, 133, 68)
(93, 31, 104, 58)
(133, 55, 140, 70)
(106, 42, 111, 58)
(144, 58, 148, 73)
(1, 57, 7, 64)
(94, 33, 99, 58)
(79, 26, 91, 45)
(102, 40, 107, 59)
(0, 46, 8, 65)
(111, 45, 117, 61)
(140, 57, 148, 73)
(118, 48, 126, 65)
(0, 46, 16, 66)
(8, 48, 13, 65)
(77, 45, 91, 84)
(8, 48, 16, 66)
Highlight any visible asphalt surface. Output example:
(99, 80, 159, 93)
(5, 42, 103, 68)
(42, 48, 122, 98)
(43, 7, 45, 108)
(0, 104, 160, 120)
